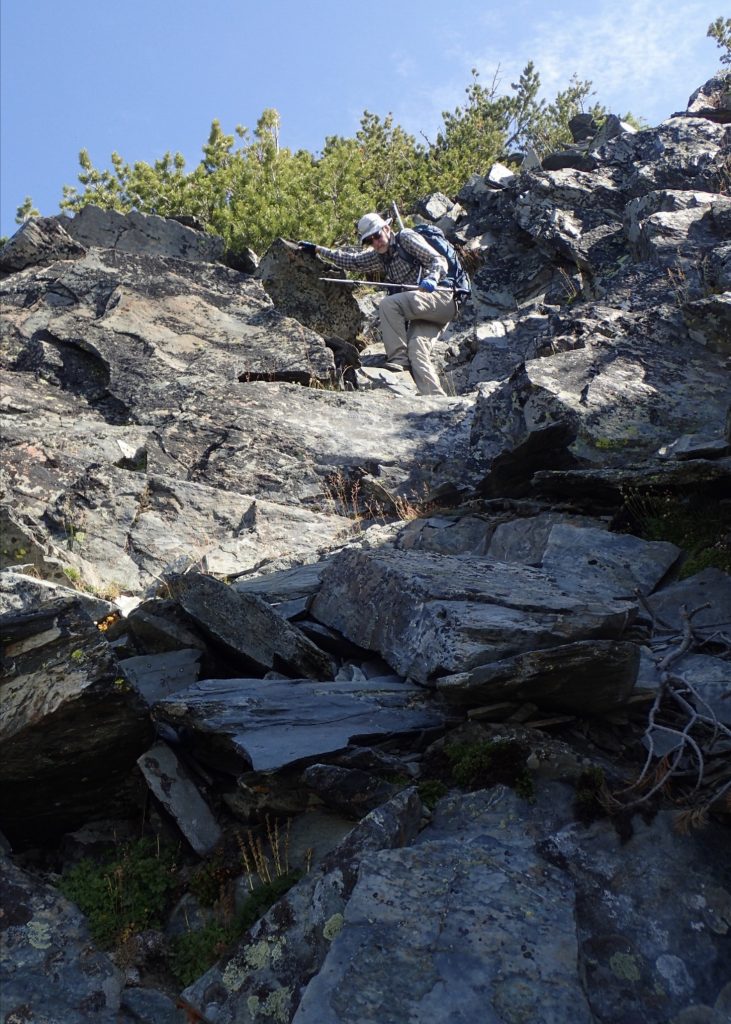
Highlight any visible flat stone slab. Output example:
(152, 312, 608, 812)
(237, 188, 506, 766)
(119, 648, 202, 705)
(540, 523, 682, 598)
(311, 547, 638, 684)
(154, 676, 446, 773)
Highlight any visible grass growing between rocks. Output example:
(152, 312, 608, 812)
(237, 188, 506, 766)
(58, 819, 303, 989)
(169, 871, 299, 986)
(621, 489, 731, 577)
(421, 735, 536, 803)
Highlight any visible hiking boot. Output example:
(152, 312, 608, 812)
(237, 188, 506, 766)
(383, 361, 409, 372)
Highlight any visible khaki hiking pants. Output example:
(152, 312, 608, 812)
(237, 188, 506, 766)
(378, 289, 456, 396)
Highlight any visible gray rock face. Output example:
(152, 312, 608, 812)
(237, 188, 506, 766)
(294, 794, 593, 1024)
(58, 203, 226, 262)
(544, 810, 731, 1024)
(256, 237, 365, 342)
(311, 546, 637, 684)
(0, 598, 153, 843)
(684, 71, 731, 123)
(0, 215, 86, 272)
(0, 79, 729, 1024)
(0, 855, 124, 1023)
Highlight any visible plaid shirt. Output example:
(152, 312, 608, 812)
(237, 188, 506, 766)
(317, 228, 447, 286)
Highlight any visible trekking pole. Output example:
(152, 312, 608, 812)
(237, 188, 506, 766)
(319, 277, 454, 293)
(391, 201, 405, 230)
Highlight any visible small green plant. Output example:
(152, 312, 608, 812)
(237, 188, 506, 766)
(58, 837, 179, 948)
(445, 738, 534, 799)
(169, 867, 300, 985)
(621, 488, 730, 577)
(417, 779, 449, 809)
(169, 918, 236, 986)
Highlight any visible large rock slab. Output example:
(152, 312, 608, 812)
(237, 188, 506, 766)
(294, 787, 593, 1024)
(436, 639, 640, 714)
(310, 546, 637, 685)
(153, 674, 446, 773)
(540, 523, 681, 597)
(469, 311, 730, 471)
(0, 598, 153, 844)
(58, 204, 226, 262)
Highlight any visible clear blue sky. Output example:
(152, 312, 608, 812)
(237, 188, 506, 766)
(1, 0, 725, 239)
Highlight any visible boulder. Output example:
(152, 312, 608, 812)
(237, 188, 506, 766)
(256, 237, 365, 343)
(311, 546, 637, 685)
(0, 598, 153, 844)
(0, 856, 124, 1023)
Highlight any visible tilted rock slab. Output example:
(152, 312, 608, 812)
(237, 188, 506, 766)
(256, 237, 365, 343)
(436, 638, 640, 714)
(153, 675, 445, 774)
(0, 597, 153, 843)
(167, 571, 337, 680)
(310, 546, 637, 685)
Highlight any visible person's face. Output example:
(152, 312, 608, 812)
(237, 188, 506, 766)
(365, 225, 390, 254)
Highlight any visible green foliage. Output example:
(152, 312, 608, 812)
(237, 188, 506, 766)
(168, 870, 300, 986)
(446, 738, 534, 800)
(417, 779, 449, 809)
(16, 196, 40, 224)
(56, 61, 638, 256)
(622, 489, 731, 578)
(707, 16, 731, 64)
(58, 838, 178, 947)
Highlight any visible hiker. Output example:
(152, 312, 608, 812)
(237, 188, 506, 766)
(298, 213, 469, 396)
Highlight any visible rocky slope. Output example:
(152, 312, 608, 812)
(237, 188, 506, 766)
(1, 74, 729, 1024)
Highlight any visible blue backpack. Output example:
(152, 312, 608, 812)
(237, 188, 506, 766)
(397, 223, 471, 295)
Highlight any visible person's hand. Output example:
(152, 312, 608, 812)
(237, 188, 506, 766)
(298, 241, 317, 255)
(419, 278, 437, 292)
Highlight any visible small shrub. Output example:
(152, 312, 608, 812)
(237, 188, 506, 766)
(417, 779, 449, 809)
(445, 738, 534, 799)
(58, 837, 178, 948)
